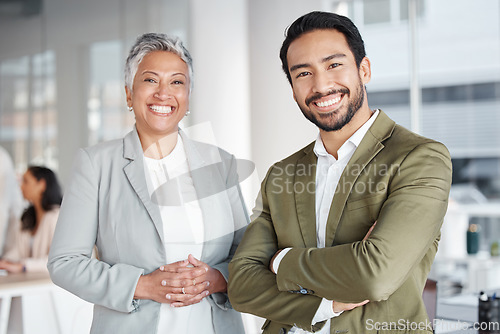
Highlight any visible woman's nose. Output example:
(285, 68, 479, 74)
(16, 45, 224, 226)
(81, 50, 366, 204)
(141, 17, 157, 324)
(154, 83, 170, 100)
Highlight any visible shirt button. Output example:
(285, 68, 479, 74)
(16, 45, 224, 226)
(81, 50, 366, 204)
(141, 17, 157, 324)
(300, 288, 308, 294)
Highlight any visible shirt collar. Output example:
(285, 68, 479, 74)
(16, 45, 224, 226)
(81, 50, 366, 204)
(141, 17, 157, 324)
(313, 109, 380, 160)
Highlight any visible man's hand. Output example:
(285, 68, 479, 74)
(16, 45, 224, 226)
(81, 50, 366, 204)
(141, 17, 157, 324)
(363, 221, 377, 241)
(333, 299, 369, 313)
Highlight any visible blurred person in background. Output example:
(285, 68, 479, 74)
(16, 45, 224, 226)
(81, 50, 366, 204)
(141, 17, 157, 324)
(0, 146, 23, 257)
(48, 33, 248, 334)
(0, 165, 62, 273)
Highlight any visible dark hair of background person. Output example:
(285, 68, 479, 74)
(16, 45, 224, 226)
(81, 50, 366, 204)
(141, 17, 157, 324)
(279, 11, 367, 85)
(21, 166, 63, 231)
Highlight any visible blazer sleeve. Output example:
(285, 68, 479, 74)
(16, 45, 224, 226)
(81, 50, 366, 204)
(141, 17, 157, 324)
(228, 166, 324, 332)
(210, 153, 249, 310)
(47, 149, 144, 313)
(275, 142, 452, 303)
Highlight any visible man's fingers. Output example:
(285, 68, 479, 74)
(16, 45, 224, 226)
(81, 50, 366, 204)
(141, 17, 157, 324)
(357, 299, 370, 307)
(363, 221, 377, 241)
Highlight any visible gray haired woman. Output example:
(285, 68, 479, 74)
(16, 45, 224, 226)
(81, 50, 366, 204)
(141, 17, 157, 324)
(48, 33, 248, 334)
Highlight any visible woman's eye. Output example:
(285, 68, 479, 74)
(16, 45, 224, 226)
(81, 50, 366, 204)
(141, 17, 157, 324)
(144, 78, 156, 83)
(173, 80, 184, 85)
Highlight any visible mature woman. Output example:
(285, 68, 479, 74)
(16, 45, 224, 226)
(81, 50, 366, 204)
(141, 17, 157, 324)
(48, 33, 248, 333)
(0, 166, 62, 273)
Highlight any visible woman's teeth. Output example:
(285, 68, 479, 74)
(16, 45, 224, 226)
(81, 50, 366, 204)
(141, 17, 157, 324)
(150, 105, 173, 114)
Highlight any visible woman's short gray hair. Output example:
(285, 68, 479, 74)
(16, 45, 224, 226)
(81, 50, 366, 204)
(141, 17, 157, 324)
(124, 33, 193, 92)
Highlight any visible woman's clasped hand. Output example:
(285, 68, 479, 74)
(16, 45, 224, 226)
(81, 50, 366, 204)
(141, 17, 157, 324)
(135, 254, 226, 307)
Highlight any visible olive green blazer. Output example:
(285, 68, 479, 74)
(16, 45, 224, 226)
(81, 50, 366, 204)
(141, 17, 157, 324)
(228, 110, 452, 334)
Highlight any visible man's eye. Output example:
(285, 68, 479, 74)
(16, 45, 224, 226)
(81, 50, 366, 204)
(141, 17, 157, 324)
(173, 80, 184, 85)
(296, 72, 310, 78)
(144, 78, 156, 83)
(329, 63, 341, 69)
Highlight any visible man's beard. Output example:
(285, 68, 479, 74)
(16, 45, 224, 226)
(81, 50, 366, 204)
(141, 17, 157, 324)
(300, 81, 365, 132)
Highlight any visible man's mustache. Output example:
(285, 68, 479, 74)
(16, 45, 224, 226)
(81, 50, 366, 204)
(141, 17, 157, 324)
(305, 88, 349, 106)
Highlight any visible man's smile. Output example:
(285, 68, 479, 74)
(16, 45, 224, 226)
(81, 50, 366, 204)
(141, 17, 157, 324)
(314, 95, 342, 108)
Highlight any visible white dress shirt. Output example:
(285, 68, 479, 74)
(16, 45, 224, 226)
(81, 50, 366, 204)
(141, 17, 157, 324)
(273, 110, 379, 333)
(143, 134, 215, 334)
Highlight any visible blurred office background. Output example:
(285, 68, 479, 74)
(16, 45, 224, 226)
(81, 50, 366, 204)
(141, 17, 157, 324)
(0, 0, 500, 332)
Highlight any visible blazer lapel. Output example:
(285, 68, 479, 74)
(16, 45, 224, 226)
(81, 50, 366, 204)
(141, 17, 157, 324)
(325, 110, 396, 246)
(294, 143, 318, 248)
(122, 128, 165, 243)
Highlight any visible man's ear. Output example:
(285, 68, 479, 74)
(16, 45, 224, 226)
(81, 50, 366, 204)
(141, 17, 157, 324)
(359, 57, 371, 85)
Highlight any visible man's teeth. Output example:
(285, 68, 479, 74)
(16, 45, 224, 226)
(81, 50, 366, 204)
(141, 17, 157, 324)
(150, 105, 172, 113)
(316, 96, 341, 108)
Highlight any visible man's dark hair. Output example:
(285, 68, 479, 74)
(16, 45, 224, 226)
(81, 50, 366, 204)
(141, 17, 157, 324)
(279, 11, 367, 85)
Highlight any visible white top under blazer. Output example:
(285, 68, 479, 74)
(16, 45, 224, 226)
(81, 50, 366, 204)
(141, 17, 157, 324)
(143, 135, 214, 334)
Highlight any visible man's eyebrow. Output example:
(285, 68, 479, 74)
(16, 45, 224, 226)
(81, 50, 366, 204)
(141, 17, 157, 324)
(289, 53, 348, 73)
(322, 53, 347, 63)
(290, 63, 309, 73)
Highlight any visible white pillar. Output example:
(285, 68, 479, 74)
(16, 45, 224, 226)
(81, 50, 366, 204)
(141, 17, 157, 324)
(188, 0, 259, 212)
(55, 45, 89, 185)
(188, 0, 251, 161)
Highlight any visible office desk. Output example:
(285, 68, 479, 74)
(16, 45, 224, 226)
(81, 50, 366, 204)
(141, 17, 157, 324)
(0, 272, 57, 334)
(0, 272, 92, 334)
(437, 292, 500, 334)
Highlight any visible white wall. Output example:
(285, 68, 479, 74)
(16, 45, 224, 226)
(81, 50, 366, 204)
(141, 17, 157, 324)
(248, 0, 323, 179)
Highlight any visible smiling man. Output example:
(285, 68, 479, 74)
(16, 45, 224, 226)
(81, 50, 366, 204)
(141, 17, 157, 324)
(228, 11, 452, 334)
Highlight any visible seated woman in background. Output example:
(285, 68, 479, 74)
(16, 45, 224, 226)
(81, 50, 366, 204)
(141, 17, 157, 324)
(0, 166, 62, 273)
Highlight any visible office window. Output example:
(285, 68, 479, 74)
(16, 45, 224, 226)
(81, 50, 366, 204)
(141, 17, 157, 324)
(328, 0, 353, 17)
(399, 0, 425, 21)
(364, 0, 391, 25)
(88, 40, 133, 146)
(324, 0, 426, 26)
(0, 51, 56, 171)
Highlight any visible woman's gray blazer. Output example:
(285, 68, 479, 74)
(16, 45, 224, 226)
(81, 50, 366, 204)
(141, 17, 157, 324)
(48, 127, 249, 333)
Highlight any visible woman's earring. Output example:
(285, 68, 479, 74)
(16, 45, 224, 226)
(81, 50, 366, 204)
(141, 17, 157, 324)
(185, 110, 191, 116)
(128, 106, 133, 112)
